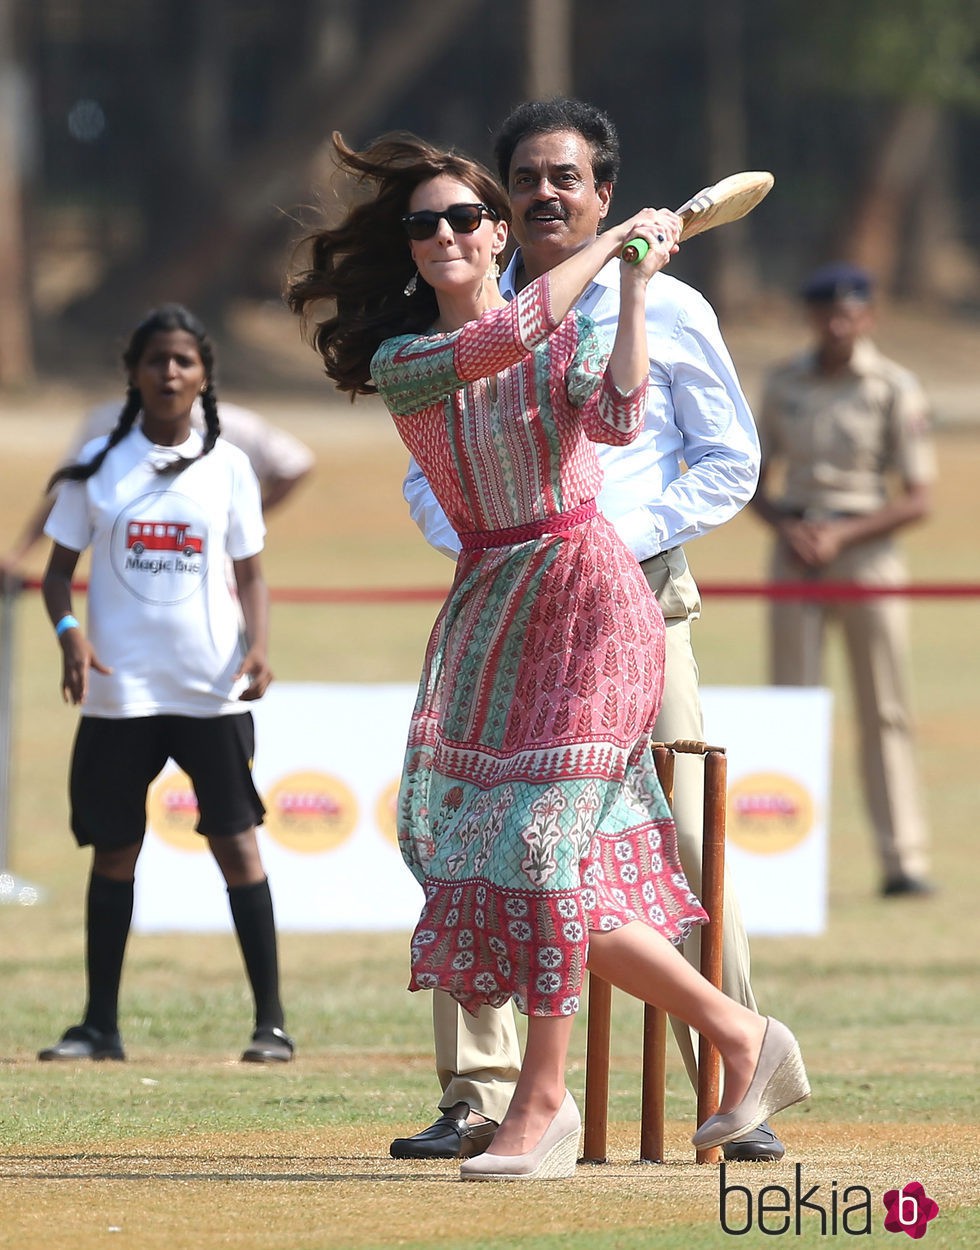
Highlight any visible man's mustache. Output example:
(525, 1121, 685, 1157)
(524, 201, 568, 223)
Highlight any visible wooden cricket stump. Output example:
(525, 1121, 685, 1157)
(582, 739, 727, 1165)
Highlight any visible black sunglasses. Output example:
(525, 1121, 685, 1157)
(401, 202, 498, 241)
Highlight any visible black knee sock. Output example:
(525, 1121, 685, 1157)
(82, 872, 134, 1035)
(227, 878, 284, 1032)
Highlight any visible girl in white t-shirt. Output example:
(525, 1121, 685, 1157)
(38, 305, 293, 1065)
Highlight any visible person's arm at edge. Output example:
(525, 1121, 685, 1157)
(0, 495, 57, 587)
(2, 410, 120, 587)
(259, 465, 312, 514)
(212, 401, 315, 516)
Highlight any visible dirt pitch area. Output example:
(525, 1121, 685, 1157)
(3, 1121, 975, 1249)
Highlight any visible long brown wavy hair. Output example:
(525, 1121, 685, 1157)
(286, 131, 510, 399)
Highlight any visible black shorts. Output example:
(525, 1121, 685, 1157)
(69, 714, 265, 849)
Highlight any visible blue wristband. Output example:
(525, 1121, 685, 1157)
(55, 614, 80, 638)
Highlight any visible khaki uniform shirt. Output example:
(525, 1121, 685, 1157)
(758, 338, 936, 515)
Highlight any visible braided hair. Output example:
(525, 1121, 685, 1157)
(48, 305, 222, 491)
(287, 131, 511, 399)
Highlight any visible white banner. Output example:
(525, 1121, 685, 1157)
(700, 687, 832, 936)
(133, 683, 830, 936)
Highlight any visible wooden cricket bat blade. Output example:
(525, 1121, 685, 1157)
(676, 171, 774, 241)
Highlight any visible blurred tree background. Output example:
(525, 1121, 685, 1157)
(1, 0, 978, 388)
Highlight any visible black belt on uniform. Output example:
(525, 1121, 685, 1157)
(781, 508, 867, 520)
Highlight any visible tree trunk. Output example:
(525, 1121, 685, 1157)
(842, 100, 942, 295)
(698, 0, 759, 315)
(525, 0, 574, 99)
(61, 0, 482, 332)
(0, 0, 33, 387)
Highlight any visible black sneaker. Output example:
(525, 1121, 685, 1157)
(38, 1024, 125, 1062)
(241, 1026, 295, 1063)
(881, 875, 936, 898)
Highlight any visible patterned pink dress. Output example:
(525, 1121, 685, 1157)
(371, 274, 706, 1017)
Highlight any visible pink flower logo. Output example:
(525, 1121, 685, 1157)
(882, 1182, 940, 1238)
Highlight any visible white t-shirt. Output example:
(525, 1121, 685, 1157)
(45, 429, 265, 719)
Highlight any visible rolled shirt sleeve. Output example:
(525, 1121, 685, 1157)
(579, 264, 760, 562)
(404, 456, 461, 559)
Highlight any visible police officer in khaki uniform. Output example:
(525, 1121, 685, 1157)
(751, 262, 936, 897)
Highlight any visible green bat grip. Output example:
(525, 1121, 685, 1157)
(621, 238, 649, 264)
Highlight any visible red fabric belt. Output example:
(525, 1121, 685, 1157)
(458, 499, 598, 551)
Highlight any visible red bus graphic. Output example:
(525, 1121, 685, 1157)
(127, 520, 203, 557)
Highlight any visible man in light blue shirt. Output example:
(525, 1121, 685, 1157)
(395, 98, 781, 1165)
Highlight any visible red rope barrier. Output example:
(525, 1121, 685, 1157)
(269, 585, 450, 604)
(696, 582, 980, 600)
(272, 582, 980, 602)
(14, 577, 980, 602)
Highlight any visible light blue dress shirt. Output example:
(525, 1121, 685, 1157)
(403, 249, 760, 562)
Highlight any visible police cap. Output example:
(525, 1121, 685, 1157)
(800, 262, 873, 304)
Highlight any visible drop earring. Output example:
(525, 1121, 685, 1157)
(403, 270, 419, 297)
(486, 258, 500, 281)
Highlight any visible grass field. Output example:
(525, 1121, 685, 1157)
(1, 318, 979, 1249)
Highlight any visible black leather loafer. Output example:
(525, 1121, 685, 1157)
(390, 1104, 498, 1160)
(38, 1023, 125, 1062)
(722, 1120, 786, 1163)
(241, 1026, 295, 1063)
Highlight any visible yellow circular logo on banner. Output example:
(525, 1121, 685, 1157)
(262, 770, 358, 854)
(727, 772, 814, 855)
(375, 778, 400, 847)
(147, 770, 205, 853)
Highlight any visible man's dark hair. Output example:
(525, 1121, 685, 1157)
(493, 98, 620, 189)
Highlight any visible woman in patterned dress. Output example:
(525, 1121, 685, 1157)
(288, 133, 809, 1180)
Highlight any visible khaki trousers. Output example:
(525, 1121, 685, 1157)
(769, 535, 929, 881)
(434, 548, 758, 1117)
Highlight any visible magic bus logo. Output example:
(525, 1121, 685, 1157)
(147, 770, 205, 853)
(262, 770, 358, 854)
(374, 778, 400, 847)
(726, 772, 815, 855)
(127, 519, 203, 559)
(720, 1165, 940, 1238)
(110, 492, 209, 605)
